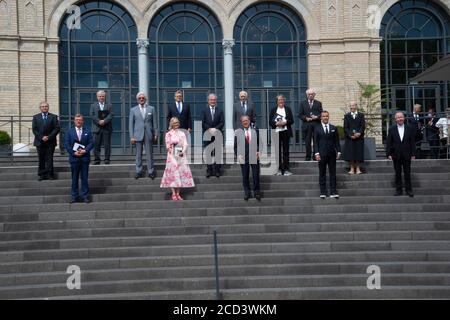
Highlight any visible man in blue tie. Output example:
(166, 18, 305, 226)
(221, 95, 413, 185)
(166, 90, 192, 132)
(64, 114, 94, 203)
(233, 91, 255, 130)
(32, 101, 60, 181)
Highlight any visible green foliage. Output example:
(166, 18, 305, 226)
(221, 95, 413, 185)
(356, 82, 383, 137)
(335, 125, 345, 140)
(0, 130, 12, 145)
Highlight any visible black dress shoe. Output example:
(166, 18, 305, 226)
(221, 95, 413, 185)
(206, 172, 211, 178)
(215, 172, 220, 178)
(83, 198, 91, 204)
(135, 173, 141, 179)
(104, 161, 110, 165)
(305, 157, 311, 161)
(244, 194, 250, 201)
(48, 176, 56, 180)
(394, 191, 403, 196)
(94, 161, 100, 165)
(38, 176, 44, 181)
(148, 172, 156, 180)
(70, 198, 77, 204)
(406, 191, 414, 198)
(254, 193, 261, 201)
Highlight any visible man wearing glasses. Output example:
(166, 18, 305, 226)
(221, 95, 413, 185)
(129, 92, 158, 179)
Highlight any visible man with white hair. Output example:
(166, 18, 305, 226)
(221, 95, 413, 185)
(129, 92, 158, 180)
(299, 88, 323, 161)
(233, 91, 255, 129)
(90, 90, 113, 165)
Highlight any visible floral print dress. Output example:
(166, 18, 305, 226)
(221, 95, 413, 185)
(160, 129, 195, 188)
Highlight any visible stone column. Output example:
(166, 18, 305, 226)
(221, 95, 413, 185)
(136, 38, 149, 97)
(222, 39, 235, 149)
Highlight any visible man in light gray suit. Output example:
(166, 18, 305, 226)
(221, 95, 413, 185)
(233, 91, 256, 129)
(129, 92, 158, 179)
(90, 90, 113, 165)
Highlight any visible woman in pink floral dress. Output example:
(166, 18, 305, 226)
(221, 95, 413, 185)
(160, 117, 195, 200)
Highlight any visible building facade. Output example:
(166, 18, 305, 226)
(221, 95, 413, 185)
(0, 0, 449, 149)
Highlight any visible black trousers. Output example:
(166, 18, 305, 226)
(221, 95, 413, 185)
(37, 144, 55, 178)
(318, 154, 337, 195)
(205, 137, 222, 175)
(94, 128, 111, 162)
(429, 139, 440, 159)
(278, 131, 290, 172)
(303, 123, 318, 160)
(393, 157, 412, 192)
(240, 163, 260, 195)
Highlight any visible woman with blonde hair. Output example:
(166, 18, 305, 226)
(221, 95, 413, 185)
(160, 117, 195, 200)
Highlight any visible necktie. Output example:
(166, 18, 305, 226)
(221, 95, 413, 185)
(177, 102, 181, 114)
(325, 125, 329, 134)
(309, 100, 313, 109)
(245, 129, 250, 144)
(77, 128, 82, 141)
(141, 106, 146, 119)
(242, 102, 246, 114)
(43, 113, 47, 122)
(211, 107, 215, 120)
(352, 113, 356, 119)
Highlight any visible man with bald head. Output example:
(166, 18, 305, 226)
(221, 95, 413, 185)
(386, 111, 416, 197)
(299, 88, 323, 161)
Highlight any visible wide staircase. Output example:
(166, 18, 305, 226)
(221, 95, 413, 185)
(0, 158, 450, 299)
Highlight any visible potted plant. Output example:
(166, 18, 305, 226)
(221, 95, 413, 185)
(0, 130, 12, 156)
(356, 82, 383, 160)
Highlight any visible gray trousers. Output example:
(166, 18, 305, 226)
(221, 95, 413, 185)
(135, 134, 154, 175)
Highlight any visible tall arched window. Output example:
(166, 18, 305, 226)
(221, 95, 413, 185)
(59, 1, 138, 149)
(380, 0, 450, 112)
(234, 2, 307, 145)
(148, 2, 223, 130)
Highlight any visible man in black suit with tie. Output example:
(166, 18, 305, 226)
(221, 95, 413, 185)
(167, 90, 192, 132)
(314, 111, 341, 199)
(386, 111, 416, 197)
(90, 90, 113, 165)
(233, 91, 256, 129)
(299, 88, 323, 161)
(409, 104, 424, 158)
(235, 115, 261, 201)
(32, 101, 60, 181)
(201, 93, 224, 178)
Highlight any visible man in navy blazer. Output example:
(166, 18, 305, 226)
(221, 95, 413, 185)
(167, 90, 192, 131)
(314, 111, 341, 199)
(201, 93, 225, 178)
(386, 111, 416, 197)
(299, 88, 323, 161)
(64, 114, 94, 203)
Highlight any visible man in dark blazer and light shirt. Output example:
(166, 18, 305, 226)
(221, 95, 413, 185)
(314, 111, 341, 199)
(90, 90, 113, 165)
(32, 101, 60, 181)
(233, 91, 256, 130)
(167, 90, 192, 132)
(386, 111, 416, 197)
(299, 88, 323, 161)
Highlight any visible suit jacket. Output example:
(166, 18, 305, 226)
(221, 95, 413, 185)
(269, 106, 294, 137)
(314, 123, 341, 157)
(234, 128, 260, 162)
(425, 117, 440, 141)
(64, 126, 94, 163)
(90, 102, 113, 133)
(32, 113, 60, 147)
(233, 101, 256, 129)
(299, 99, 323, 127)
(167, 102, 192, 130)
(386, 124, 416, 159)
(409, 112, 424, 140)
(129, 104, 158, 141)
(201, 105, 225, 132)
(344, 112, 365, 140)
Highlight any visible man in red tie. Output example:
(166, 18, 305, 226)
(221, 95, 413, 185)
(234, 115, 261, 201)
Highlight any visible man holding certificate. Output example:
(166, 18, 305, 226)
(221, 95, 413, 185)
(64, 114, 94, 203)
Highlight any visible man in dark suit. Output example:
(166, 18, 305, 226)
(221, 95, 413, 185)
(299, 88, 323, 161)
(167, 90, 192, 132)
(32, 101, 60, 181)
(201, 93, 224, 178)
(425, 107, 440, 159)
(90, 90, 113, 165)
(386, 111, 416, 197)
(64, 114, 94, 203)
(233, 91, 256, 129)
(314, 111, 341, 199)
(409, 104, 424, 158)
(235, 115, 261, 201)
